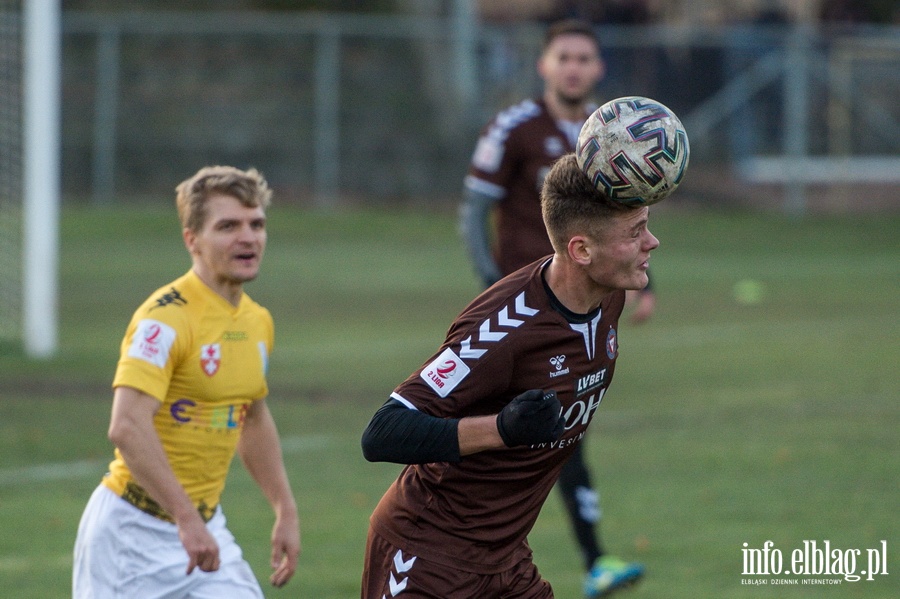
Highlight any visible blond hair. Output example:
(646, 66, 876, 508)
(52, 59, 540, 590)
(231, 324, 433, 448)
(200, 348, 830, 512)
(175, 165, 272, 232)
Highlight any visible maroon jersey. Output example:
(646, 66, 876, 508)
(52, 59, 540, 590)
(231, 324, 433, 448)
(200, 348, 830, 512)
(370, 258, 625, 574)
(465, 98, 595, 275)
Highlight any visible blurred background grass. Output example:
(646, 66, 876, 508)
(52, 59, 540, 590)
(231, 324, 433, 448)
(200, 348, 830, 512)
(0, 204, 898, 598)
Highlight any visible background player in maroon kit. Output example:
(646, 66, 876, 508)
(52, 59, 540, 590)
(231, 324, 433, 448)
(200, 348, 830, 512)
(460, 19, 648, 596)
(361, 153, 659, 598)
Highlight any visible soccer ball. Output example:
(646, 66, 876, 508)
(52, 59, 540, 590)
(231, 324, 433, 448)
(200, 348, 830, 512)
(576, 96, 689, 206)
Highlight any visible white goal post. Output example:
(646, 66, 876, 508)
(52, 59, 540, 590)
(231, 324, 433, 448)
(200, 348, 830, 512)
(22, 0, 60, 358)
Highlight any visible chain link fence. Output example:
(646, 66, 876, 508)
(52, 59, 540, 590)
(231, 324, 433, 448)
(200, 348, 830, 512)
(62, 12, 900, 212)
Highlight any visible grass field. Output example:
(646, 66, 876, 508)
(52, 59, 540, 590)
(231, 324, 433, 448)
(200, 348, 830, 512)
(1, 203, 897, 598)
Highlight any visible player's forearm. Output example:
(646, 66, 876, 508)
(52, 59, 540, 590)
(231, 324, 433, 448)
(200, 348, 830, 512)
(237, 400, 298, 519)
(361, 398, 509, 462)
(459, 389, 567, 455)
(460, 188, 503, 286)
(361, 399, 461, 464)
(457, 414, 506, 456)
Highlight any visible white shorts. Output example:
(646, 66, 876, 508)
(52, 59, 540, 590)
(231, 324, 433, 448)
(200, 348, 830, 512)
(73, 485, 263, 599)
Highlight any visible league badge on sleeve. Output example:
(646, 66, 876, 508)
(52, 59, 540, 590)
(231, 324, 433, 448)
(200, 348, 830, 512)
(421, 347, 470, 398)
(472, 136, 504, 173)
(128, 319, 176, 368)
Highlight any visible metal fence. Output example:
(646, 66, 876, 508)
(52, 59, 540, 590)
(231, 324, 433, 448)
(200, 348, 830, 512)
(62, 12, 900, 213)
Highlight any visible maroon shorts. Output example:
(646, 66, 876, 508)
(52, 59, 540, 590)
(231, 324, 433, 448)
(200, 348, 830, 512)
(361, 527, 554, 599)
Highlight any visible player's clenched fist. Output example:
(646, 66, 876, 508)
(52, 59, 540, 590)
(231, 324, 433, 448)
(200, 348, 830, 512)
(496, 389, 565, 447)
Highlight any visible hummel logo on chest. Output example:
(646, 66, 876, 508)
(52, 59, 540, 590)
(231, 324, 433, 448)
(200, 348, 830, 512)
(549, 355, 570, 378)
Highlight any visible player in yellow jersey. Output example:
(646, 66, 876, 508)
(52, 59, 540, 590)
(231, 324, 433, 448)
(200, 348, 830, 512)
(74, 166, 300, 598)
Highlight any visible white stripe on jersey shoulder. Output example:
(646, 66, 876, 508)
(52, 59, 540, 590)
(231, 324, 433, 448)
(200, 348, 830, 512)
(458, 291, 539, 361)
(485, 99, 542, 142)
(464, 175, 506, 199)
(390, 392, 419, 410)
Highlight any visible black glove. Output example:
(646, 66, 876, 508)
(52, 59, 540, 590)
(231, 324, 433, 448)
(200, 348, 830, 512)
(496, 389, 565, 447)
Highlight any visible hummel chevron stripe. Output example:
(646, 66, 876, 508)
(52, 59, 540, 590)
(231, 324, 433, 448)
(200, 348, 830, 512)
(389, 572, 408, 595)
(460, 336, 486, 359)
(459, 292, 538, 361)
(497, 306, 523, 327)
(383, 551, 416, 597)
(393, 550, 416, 572)
(479, 319, 507, 342)
(515, 291, 539, 316)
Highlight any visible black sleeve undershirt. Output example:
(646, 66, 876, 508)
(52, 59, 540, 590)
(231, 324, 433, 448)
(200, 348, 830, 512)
(361, 398, 461, 464)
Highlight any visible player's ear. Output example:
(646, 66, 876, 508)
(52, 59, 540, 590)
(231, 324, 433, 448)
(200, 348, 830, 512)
(182, 227, 196, 254)
(567, 236, 591, 265)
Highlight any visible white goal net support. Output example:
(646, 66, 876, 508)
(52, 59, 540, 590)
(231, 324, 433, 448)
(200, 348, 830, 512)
(0, 0, 22, 347)
(0, 0, 60, 357)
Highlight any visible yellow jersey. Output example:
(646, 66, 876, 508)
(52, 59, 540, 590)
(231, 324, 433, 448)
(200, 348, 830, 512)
(103, 270, 273, 521)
